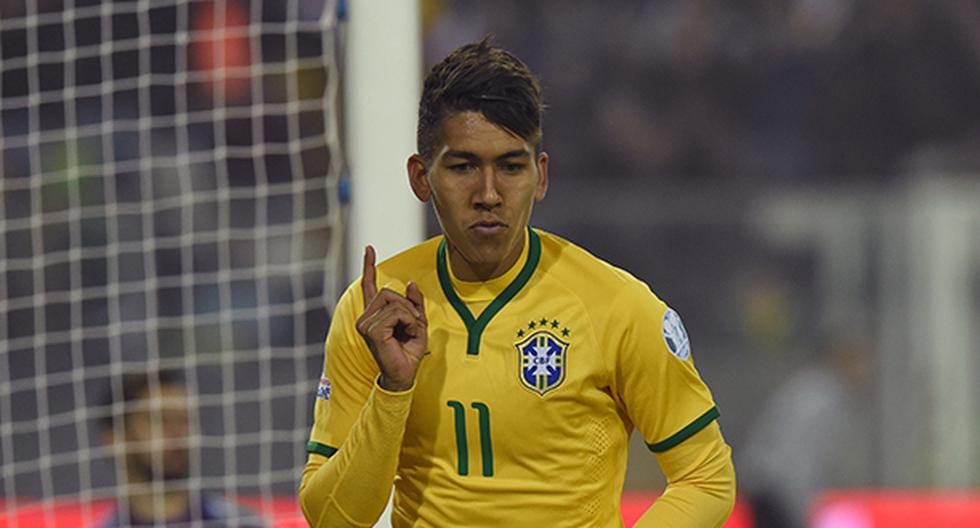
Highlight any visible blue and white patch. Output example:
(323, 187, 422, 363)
(315, 376, 332, 400)
(662, 309, 691, 360)
(515, 330, 568, 396)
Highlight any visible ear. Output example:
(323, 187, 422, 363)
(407, 154, 431, 203)
(534, 152, 549, 201)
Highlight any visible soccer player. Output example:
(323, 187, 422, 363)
(99, 370, 264, 527)
(299, 39, 735, 527)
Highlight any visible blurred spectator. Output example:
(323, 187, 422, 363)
(738, 333, 874, 528)
(422, 0, 980, 183)
(98, 370, 265, 527)
(803, 0, 980, 178)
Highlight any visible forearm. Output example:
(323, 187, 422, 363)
(299, 381, 413, 527)
(635, 422, 736, 528)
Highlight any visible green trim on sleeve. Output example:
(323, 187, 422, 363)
(436, 227, 542, 356)
(646, 406, 720, 453)
(306, 441, 339, 458)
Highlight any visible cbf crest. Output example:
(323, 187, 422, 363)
(514, 318, 571, 396)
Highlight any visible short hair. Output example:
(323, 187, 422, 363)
(99, 369, 185, 431)
(417, 37, 544, 163)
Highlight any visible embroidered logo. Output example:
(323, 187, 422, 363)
(315, 376, 332, 400)
(515, 318, 570, 396)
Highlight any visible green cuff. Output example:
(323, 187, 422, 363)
(306, 441, 339, 458)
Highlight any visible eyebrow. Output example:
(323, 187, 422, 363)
(443, 149, 531, 162)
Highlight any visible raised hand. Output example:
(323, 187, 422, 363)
(355, 245, 428, 392)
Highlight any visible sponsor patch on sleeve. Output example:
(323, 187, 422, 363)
(662, 309, 691, 360)
(315, 376, 332, 400)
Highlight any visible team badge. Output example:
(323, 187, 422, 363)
(662, 309, 691, 360)
(515, 317, 570, 396)
(315, 376, 332, 400)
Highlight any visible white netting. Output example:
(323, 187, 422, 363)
(1, 0, 344, 526)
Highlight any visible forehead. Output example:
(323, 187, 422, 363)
(437, 112, 531, 158)
(129, 385, 189, 413)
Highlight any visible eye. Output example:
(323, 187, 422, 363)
(448, 163, 473, 173)
(499, 163, 525, 174)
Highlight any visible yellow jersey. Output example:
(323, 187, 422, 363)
(305, 228, 720, 527)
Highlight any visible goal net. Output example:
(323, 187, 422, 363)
(1, 0, 344, 525)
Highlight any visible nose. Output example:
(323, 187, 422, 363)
(473, 167, 502, 211)
(162, 413, 190, 438)
(165, 422, 189, 438)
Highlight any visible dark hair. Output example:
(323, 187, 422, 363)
(417, 37, 544, 163)
(99, 369, 185, 431)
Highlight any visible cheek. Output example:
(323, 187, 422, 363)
(514, 181, 542, 205)
(430, 185, 466, 216)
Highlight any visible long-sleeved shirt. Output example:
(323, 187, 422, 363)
(300, 228, 735, 526)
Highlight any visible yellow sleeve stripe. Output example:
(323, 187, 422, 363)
(646, 406, 720, 453)
(306, 441, 339, 458)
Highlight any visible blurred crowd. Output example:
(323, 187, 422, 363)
(423, 1, 980, 525)
(426, 0, 980, 183)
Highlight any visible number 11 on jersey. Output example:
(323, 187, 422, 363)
(446, 400, 494, 477)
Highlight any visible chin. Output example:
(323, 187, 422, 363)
(450, 231, 515, 268)
(466, 242, 508, 263)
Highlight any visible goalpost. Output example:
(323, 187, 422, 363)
(0, 0, 420, 526)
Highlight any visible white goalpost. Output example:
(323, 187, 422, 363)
(0, 0, 422, 525)
(343, 1, 424, 527)
(345, 0, 424, 276)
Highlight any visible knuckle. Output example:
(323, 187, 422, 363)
(356, 314, 376, 333)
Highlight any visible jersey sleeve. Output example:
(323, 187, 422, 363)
(635, 421, 736, 527)
(306, 280, 379, 456)
(299, 279, 416, 527)
(610, 282, 719, 453)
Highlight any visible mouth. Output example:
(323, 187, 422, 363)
(469, 220, 508, 236)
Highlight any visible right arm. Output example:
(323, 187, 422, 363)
(298, 380, 414, 527)
(298, 247, 428, 527)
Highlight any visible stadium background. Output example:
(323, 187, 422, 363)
(2, 0, 979, 526)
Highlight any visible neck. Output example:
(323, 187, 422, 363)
(124, 479, 190, 522)
(447, 230, 526, 282)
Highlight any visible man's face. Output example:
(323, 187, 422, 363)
(410, 112, 549, 278)
(116, 385, 191, 483)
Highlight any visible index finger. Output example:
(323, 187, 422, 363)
(361, 245, 378, 302)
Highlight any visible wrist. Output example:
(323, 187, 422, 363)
(378, 375, 413, 393)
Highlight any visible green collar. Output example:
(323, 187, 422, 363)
(437, 227, 542, 355)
